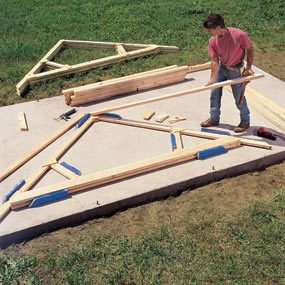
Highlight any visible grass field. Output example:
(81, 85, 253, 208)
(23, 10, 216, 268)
(0, 0, 284, 105)
(0, 1, 285, 284)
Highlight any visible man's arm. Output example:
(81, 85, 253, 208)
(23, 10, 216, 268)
(245, 43, 254, 75)
(207, 57, 219, 85)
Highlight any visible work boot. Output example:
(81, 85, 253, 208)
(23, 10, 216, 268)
(200, 118, 219, 127)
(234, 122, 250, 133)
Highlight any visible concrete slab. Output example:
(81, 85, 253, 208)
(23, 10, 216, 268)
(0, 65, 284, 248)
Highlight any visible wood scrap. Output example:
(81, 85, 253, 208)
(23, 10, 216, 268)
(169, 116, 186, 124)
(18, 112, 28, 131)
(142, 110, 156, 120)
(154, 113, 169, 123)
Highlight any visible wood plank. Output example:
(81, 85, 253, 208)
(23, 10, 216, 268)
(0, 203, 12, 221)
(63, 40, 179, 52)
(69, 70, 188, 105)
(172, 129, 184, 150)
(18, 112, 28, 131)
(247, 98, 285, 132)
(69, 74, 187, 106)
(10, 137, 240, 210)
(27, 46, 160, 83)
(19, 166, 50, 194)
(42, 117, 95, 166)
(142, 110, 156, 120)
(51, 163, 79, 179)
(95, 116, 272, 149)
(71, 67, 188, 98)
(0, 165, 49, 221)
(187, 62, 211, 73)
(63, 65, 180, 95)
(45, 61, 69, 69)
(154, 113, 169, 123)
(115, 44, 127, 55)
(226, 85, 285, 132)
(169, 116, 186, 124)
(89, 74, 264, 116)
(16, 40, 65, 96)
(63, 61, 211, 96)
(0, 113, 84, 182)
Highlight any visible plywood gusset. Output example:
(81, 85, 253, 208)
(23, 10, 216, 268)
(16, 40, 179, 96)
(1, 74, 269, 220)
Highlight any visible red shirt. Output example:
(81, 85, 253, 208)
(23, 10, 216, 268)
(208, 27, 251, 66)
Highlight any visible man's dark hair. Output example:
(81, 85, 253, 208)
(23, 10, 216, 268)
(203, 14, 225, 29)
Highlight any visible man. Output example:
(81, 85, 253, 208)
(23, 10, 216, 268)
(201, 14, 254, 133)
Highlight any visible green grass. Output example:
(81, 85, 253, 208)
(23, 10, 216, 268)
(1, 189, 284, 284)
(0, 0, 284, 105)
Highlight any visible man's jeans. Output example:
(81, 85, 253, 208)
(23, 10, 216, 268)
(210, 64, 250, 124)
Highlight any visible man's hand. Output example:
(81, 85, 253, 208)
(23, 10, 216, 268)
(206, 57, 219, 86)
(205, 78, 215, 86)
(245, 66, 254, 76)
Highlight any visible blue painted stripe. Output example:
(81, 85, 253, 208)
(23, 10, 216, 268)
(60, 161, 81, 175)
(75, 113, 90, 128)
(197, 146, 228, 160)
(201, 128, 230, 135)
(2, 179, 26, 203)
(101, 113, 122, 119)
(29, 189, 68, 208)
(170, 133, 177, 149)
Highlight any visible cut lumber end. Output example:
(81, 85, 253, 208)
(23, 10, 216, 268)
(16, 78, 29, 96)
(142, 110, 156, 120)
(18, 112, 28, 131)
(0, 202, 11, 222)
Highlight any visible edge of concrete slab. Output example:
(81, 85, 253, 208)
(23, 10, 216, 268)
(1, 149, 284, 249)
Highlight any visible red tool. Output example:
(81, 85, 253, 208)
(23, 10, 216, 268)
(256, 127, 277, 140)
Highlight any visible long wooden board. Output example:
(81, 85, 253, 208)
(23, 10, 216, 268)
(10, 137, 241, 210)
(0, 113, 84, 182)
(88, 74, 264, 116)
(96, 116, 271, 149)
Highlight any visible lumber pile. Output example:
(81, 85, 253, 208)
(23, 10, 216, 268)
(245, 86, 285, 132)
(63, 65, 190, 106)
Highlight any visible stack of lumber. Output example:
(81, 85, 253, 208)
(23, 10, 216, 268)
(245, 86, 285, 132)
(62, 65, 190, 106)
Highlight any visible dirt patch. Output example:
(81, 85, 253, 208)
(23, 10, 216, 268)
(255, 48, 285, 81)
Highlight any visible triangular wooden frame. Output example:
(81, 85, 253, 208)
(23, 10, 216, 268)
(1, 73, 268, 219)
(16, 39, 179, 96)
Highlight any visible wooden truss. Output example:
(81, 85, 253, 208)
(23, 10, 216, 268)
(16, 40, 179, 96)
(1, 74, 268, 220)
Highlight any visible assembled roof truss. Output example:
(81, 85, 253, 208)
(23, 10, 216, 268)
(16, 40, 179, 96)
